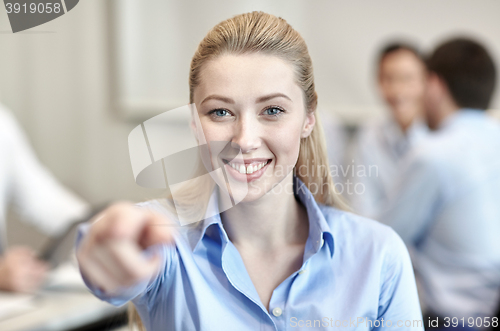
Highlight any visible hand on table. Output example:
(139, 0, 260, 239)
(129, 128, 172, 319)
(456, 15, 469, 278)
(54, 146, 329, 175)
(0, 246, 49, 293)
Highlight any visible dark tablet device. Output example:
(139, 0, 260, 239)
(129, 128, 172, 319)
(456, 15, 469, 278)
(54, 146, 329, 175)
(39, 205, 109, 267)
(38, 220, 86, 268)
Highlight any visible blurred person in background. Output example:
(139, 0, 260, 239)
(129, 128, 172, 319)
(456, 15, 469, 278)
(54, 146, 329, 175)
(348, 42, 428, 218)
(0, 103, 90, 293)
(379, 38, 500, 328)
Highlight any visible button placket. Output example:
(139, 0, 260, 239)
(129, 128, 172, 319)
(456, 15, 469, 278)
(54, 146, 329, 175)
(268, 275, 293, 330)
(272, 307, 282, 317)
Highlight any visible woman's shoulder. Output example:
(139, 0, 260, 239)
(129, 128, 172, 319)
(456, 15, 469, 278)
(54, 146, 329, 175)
(318, 204, 391, 232)
(318, 204, 408, 257)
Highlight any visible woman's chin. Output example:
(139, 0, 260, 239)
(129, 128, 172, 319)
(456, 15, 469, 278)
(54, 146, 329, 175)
(226, 181, 283, 204)
(227, 186, 266, 204)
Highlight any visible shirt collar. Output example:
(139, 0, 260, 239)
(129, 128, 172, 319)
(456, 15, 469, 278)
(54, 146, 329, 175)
(383, 118, 428, 157)
(293, 176, 335, 259)
(188, 176, 335, 258)
(186, 187, 227, 252)
(439, 108, 487, 130)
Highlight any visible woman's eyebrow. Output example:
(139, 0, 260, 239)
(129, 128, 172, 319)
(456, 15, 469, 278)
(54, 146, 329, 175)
(201, 95, 234, 105)
(200, 93, 292, 105)
(256, 93, 292, 103)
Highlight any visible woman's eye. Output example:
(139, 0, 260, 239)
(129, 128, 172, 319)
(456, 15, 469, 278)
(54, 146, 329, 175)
(263, 107, 284, 116)
(208, 109, 232, 119)
(214, 109, 229, 117)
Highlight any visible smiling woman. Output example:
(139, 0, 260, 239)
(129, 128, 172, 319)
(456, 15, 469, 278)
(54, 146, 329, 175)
(75, 11, 424, 331)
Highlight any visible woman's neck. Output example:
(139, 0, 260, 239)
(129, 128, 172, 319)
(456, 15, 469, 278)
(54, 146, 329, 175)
(220, 172, 309, 251)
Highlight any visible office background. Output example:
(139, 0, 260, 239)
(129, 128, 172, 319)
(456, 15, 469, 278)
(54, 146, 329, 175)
(0, 0, 499, 248)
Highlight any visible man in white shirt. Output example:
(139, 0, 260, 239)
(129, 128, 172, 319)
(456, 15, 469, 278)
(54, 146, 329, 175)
(0, 104, 90, 292)
(379, 38, 500, 326)
(348, 42, 428, 218)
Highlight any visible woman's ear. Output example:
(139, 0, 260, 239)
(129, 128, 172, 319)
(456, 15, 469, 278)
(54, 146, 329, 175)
(301, 112, 316, 138)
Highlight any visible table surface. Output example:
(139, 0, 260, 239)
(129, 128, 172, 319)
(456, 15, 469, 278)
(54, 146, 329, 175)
(0, 288, 127, 331)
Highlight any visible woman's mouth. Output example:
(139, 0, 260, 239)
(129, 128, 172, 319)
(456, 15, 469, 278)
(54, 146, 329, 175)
(225, 160, 270, 174)
(222, 159, 272, 182)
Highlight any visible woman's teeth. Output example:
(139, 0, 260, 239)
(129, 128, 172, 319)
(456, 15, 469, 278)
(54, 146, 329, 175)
(228, 161, 268, 174)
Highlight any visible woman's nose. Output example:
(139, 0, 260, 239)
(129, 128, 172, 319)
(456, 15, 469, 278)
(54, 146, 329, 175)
(231, 116, 260, 153)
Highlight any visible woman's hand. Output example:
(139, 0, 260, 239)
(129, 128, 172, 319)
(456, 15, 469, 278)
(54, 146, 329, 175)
(76, 202, 174, 295)
(0, 246, 49, 293)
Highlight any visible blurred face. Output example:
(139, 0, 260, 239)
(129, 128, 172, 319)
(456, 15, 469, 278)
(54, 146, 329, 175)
(378, 49, 426, 131)
(192, 53, 315, 202)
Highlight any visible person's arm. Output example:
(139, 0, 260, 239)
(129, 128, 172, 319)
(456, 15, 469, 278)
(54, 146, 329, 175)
(3, 108, 90, 236)
(375, 229, 424, 330)
(75, 203, 175, 306)
(377, 150, 442, 244)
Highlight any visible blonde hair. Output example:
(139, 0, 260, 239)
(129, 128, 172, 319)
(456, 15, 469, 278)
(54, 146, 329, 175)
(130, 11, 347, 330)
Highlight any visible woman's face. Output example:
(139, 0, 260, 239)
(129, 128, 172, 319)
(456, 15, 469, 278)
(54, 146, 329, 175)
(193, 53, 315, 202)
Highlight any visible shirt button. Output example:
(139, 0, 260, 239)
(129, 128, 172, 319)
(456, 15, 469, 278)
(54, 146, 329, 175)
(272, 307, 282, 317)
(298, 269, 306, 275)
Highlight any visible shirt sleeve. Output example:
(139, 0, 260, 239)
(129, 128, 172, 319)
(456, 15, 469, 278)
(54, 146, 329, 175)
(3, 107, 90, 236)
(376, 229, 424, 330)
(377, 150, 442, 244)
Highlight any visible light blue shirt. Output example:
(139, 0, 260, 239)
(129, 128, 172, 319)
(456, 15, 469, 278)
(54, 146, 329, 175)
(77, 177, 423, 330)
(348, 117, 428, 218)
(379, 109, 500, 321)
